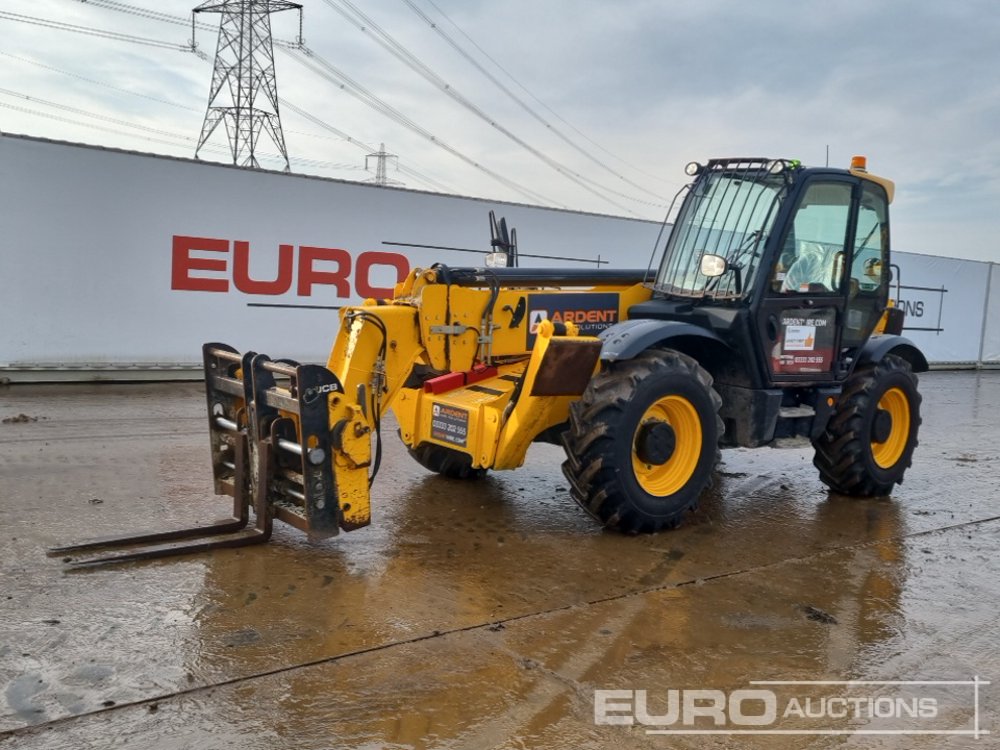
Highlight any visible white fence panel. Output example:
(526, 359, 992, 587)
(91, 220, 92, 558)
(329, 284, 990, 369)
(0, 134, 659, 373)
(891, 252, 991, 363)
(981, 263, 1000, 363)
(2, 134, 997, 377)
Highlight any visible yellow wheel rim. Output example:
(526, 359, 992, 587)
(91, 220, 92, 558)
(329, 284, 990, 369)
(871, 387, 910, 469)
(632, 395, 702, 496)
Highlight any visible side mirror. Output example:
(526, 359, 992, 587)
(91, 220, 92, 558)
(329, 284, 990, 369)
(699, 253, 727, 278)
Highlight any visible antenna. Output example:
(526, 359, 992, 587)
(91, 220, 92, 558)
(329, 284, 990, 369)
(193, 0, 302, 170)
(365, 143, 403, 186)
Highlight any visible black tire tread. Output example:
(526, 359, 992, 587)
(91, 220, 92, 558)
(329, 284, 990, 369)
(561, 349, 722, 533)
(812, 354, 921, 496)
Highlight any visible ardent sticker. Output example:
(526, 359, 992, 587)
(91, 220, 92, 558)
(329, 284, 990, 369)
(526, 292, 620, 347)
(431, 403, 469, 447)
(529, 310, 548, 334)
(784, 325, 816, 351)
(772, 308, 836, 374)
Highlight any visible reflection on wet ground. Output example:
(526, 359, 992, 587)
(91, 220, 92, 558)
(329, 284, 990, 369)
(0, 371, 997, 748)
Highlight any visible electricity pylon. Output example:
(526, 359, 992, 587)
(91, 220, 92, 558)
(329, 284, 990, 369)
(365, 143, 403, 187)
(193, 0, 302, 170)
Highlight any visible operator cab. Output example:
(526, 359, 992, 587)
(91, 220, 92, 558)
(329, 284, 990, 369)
(639, 156, 894, 388)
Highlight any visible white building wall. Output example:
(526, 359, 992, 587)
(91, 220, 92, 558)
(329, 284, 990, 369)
(0, 134, 659, 376)
(0, 133, 996, 380)
(981, 263, 1000, 363)
(888, 252, 992, 364)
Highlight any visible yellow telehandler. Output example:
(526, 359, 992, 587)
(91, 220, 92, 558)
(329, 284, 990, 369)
(54, 156, 926, 566)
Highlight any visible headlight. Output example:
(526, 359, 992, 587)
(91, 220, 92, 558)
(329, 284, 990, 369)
(685, 161, 702, 176)
(484, 252, 509, 268)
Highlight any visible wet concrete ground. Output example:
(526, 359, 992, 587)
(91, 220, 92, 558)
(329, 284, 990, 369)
(0, 371, 998, 748)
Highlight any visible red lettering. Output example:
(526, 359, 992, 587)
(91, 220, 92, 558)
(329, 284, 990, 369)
(171, 235, 229, 292)
(233, 241, 294, 295)
(356, 251, 410, 299)
(171, 238, 413, 300)
(297, 246, 352, 297)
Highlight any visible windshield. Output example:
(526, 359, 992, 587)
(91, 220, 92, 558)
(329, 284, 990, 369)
(655, 163, 788, 299)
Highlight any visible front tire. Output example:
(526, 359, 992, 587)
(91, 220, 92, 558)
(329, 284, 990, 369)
(813, 354, 921, 496)
(561, 349, 722, 533)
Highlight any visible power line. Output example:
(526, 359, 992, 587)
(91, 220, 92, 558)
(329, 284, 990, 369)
(281, 44, 562, 207)
(0, 42, 451, 193)
(0, 10, 190, 51)
(278, 99, 455, 192)
(0, 50, 197, 112)
(318, 0, 644, 215)
(413, 0, 680, 190)
(58, 0, 512, 197)
(0, 100, 204, 150)
(4, 4, 559, 203)
(71, 0, 663, 204)
(0, 92, 368, 173)
(0, 50, 366, 156)
(400, 0, 670, 201)
(76, 0, 213, 31)
(0, 87, 193, 139)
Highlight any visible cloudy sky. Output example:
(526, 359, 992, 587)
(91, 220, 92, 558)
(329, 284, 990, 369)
(1, 0, 998, 261)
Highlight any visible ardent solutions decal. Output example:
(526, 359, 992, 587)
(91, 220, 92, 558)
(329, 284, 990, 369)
(772, 307, 836, 374)
(431, 403, 469, 447)
(526, 292, 620, 348)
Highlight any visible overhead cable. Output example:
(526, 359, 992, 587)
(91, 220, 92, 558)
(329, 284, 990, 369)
(281, 44, 563, 207)
(413, 0, 681, 190)
(319, 0, 644, 214)
(401, 0, 669, 201)
(56, 1, 509, 197)
(0, 10, 190, 51)
(8, 4, 546, 200)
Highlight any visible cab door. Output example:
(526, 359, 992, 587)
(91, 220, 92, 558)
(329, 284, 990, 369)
(841, 182, 891, 351)
(756, 178, 856, 383)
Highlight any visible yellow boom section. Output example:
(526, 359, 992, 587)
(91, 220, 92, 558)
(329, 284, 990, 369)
(320, 266, 652, 527)
(187, 266, 652, 550)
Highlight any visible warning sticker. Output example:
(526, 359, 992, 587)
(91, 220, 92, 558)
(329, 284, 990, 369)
(431, 403, 469, 447)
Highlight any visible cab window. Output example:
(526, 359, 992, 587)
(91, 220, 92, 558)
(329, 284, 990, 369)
(772, 182, 852, 294)
(842, 183, 890, 349)
(849, 185, 889, 294)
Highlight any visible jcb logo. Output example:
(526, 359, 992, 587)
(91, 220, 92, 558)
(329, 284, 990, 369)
(303, 382, 344, 403)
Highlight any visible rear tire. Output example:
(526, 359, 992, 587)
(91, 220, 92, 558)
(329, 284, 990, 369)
(561, 349, 722, 533)
(408, 443, 487, 480)
(813, 354, 921, 496)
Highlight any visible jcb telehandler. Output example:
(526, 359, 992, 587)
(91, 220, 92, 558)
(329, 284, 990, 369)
(54, 156, 926, 566)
